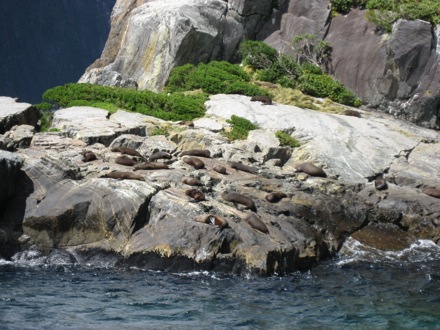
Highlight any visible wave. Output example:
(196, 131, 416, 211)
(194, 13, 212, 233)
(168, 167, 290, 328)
(337, 237, 440, 266)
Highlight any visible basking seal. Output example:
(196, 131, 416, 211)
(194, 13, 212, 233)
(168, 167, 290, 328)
(294, 162, 327, 178)
(185, 189, 205, 202)
(180, 149, 211, 158)
(195, 214, 229, 229)
(421, 187, 440, 199)
(229, 161, 257, 174)
(101, 171, 144, 181)
(213, 164, 227, 175)
(342, 110, 362, 118)
(111, 146, 143, 158)
(265, 191, 287, 203)
(374, 174, 388, 191)
(81, 150, 97, 162)
(250, 95, 272, 105)
(115, 155, 137, 166)
(133, 162, 169, 171)
(183, 157, 205, 169)
(221, 191, 256, 212)
(149, 151, 172, 162)
(182, 177, 203, 186)
(243, 212, 269, 234)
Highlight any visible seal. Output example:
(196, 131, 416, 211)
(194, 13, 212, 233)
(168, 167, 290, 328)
(101, 171, 144, 181)
(294, 162, 327, 178)
(221, 191, 256, 212)
(111, 146, 143, 158)
(81, 150, 97, 162)
(182, 177, 203, 186)
(421, 187, 440, 199)
(243, 212, 269, 234)
(374, 174, 387, 190)
(149, 151, 172, 162)
(250, 95, 272, 105)
(213, 164, 227, 174)
(183, 157, 205, 169)
(265, 191, 287, 203)
(133, 162, 169, 171)
(180, 149, 211, 158)
(229, 161, 257, 174)
(342, 110, 362, 118)
(185, 189, 205, 202)
(195, 214, 229, 229)
(115, 155, 137, 166)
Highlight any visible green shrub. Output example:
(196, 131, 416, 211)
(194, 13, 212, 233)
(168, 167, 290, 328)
(275, 131, 300, 148)
(331, 0, 367, 14)
(223, 115, 259, 141)
(165, 61, 267, 96)
(34, 102, 53, 112)
(298, 73, 361, 107)
(42, 83, 207, 121)
(238, 40, 278, 70)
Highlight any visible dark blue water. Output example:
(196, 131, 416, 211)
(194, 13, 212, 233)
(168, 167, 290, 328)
(1, 240, 439, 329)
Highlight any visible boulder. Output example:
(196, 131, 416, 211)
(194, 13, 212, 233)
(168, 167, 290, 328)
(0, 97, 40, 134)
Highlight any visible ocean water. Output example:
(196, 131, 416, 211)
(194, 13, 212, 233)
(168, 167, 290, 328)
(1, 240, 439, 330)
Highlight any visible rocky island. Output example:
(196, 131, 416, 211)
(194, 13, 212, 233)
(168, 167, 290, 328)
(1, 0, 439, 276)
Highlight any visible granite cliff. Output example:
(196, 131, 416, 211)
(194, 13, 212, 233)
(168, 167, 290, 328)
(81, 0, 440, 129)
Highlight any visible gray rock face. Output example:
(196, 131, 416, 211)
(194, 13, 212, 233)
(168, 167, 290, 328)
(80, 0, 273, 91)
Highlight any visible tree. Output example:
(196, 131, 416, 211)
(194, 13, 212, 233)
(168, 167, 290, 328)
(291, 34, 332, 71)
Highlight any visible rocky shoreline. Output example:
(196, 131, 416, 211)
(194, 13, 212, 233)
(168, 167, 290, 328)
(1, 95, 439, 276)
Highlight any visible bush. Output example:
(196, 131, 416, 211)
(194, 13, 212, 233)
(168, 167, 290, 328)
(165, 61, 268, 96)
(42, 83, 207, 121)
(298, 73, 361, 106)
(275, 131, 300, 148)
(238, 40, 278, 70)
(223, 115, 259, 141)
(151, 127, 169, 136)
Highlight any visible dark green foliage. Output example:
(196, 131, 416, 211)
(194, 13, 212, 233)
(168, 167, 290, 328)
(298, 73, 362, 107)
(223, 115, 259, 141)
(257, 54, 301, 87)
(151, 127, 169, 136)
(332, 0, 440, 27)
(165, 61, 268, 96)
(275, 131, 300, 148)
(42, 83, 207, 121)
(34, 102, 53, 112)
(238, 40, 278, 69)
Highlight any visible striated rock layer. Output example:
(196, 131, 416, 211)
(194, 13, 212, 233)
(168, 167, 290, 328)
(1, 96, 439, 276)
(81, 0, 440, 129)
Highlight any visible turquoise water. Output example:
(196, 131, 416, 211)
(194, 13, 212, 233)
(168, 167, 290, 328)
(1, 240, 439, 329)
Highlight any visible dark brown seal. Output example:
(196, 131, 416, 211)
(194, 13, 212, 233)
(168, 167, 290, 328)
(250, 95, 272, 105)
(81, 150, 97, 162)
(221, 191, 256, 212)
(177, 121, 194, 127)
(374, 174, 388, 191)
(183, 157, 205, 169)
(111, 146, 143, 158)
(421, 187, 440, 199)
(149, 151, 172, 162)
(101, 171, 144, 181)
(133, 162, 169, 171)
(294, 162, 327, 178)
(182, 177, 203, 186)
(180, 149, 211, 158)
(265, 191, 287, 203)
(185, 189, 205, 202)
(243, 212, 269, 234)
(342, 110, 362, 118)
(228, 161, 257, 174)
(115, 155, 137, 166)
(213, 164, 227, 174)
(195, 214, 229, 229)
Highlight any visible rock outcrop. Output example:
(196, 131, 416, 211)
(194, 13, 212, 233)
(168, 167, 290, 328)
(81, 0, 440, 129)
(1, 96, 439, 275)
